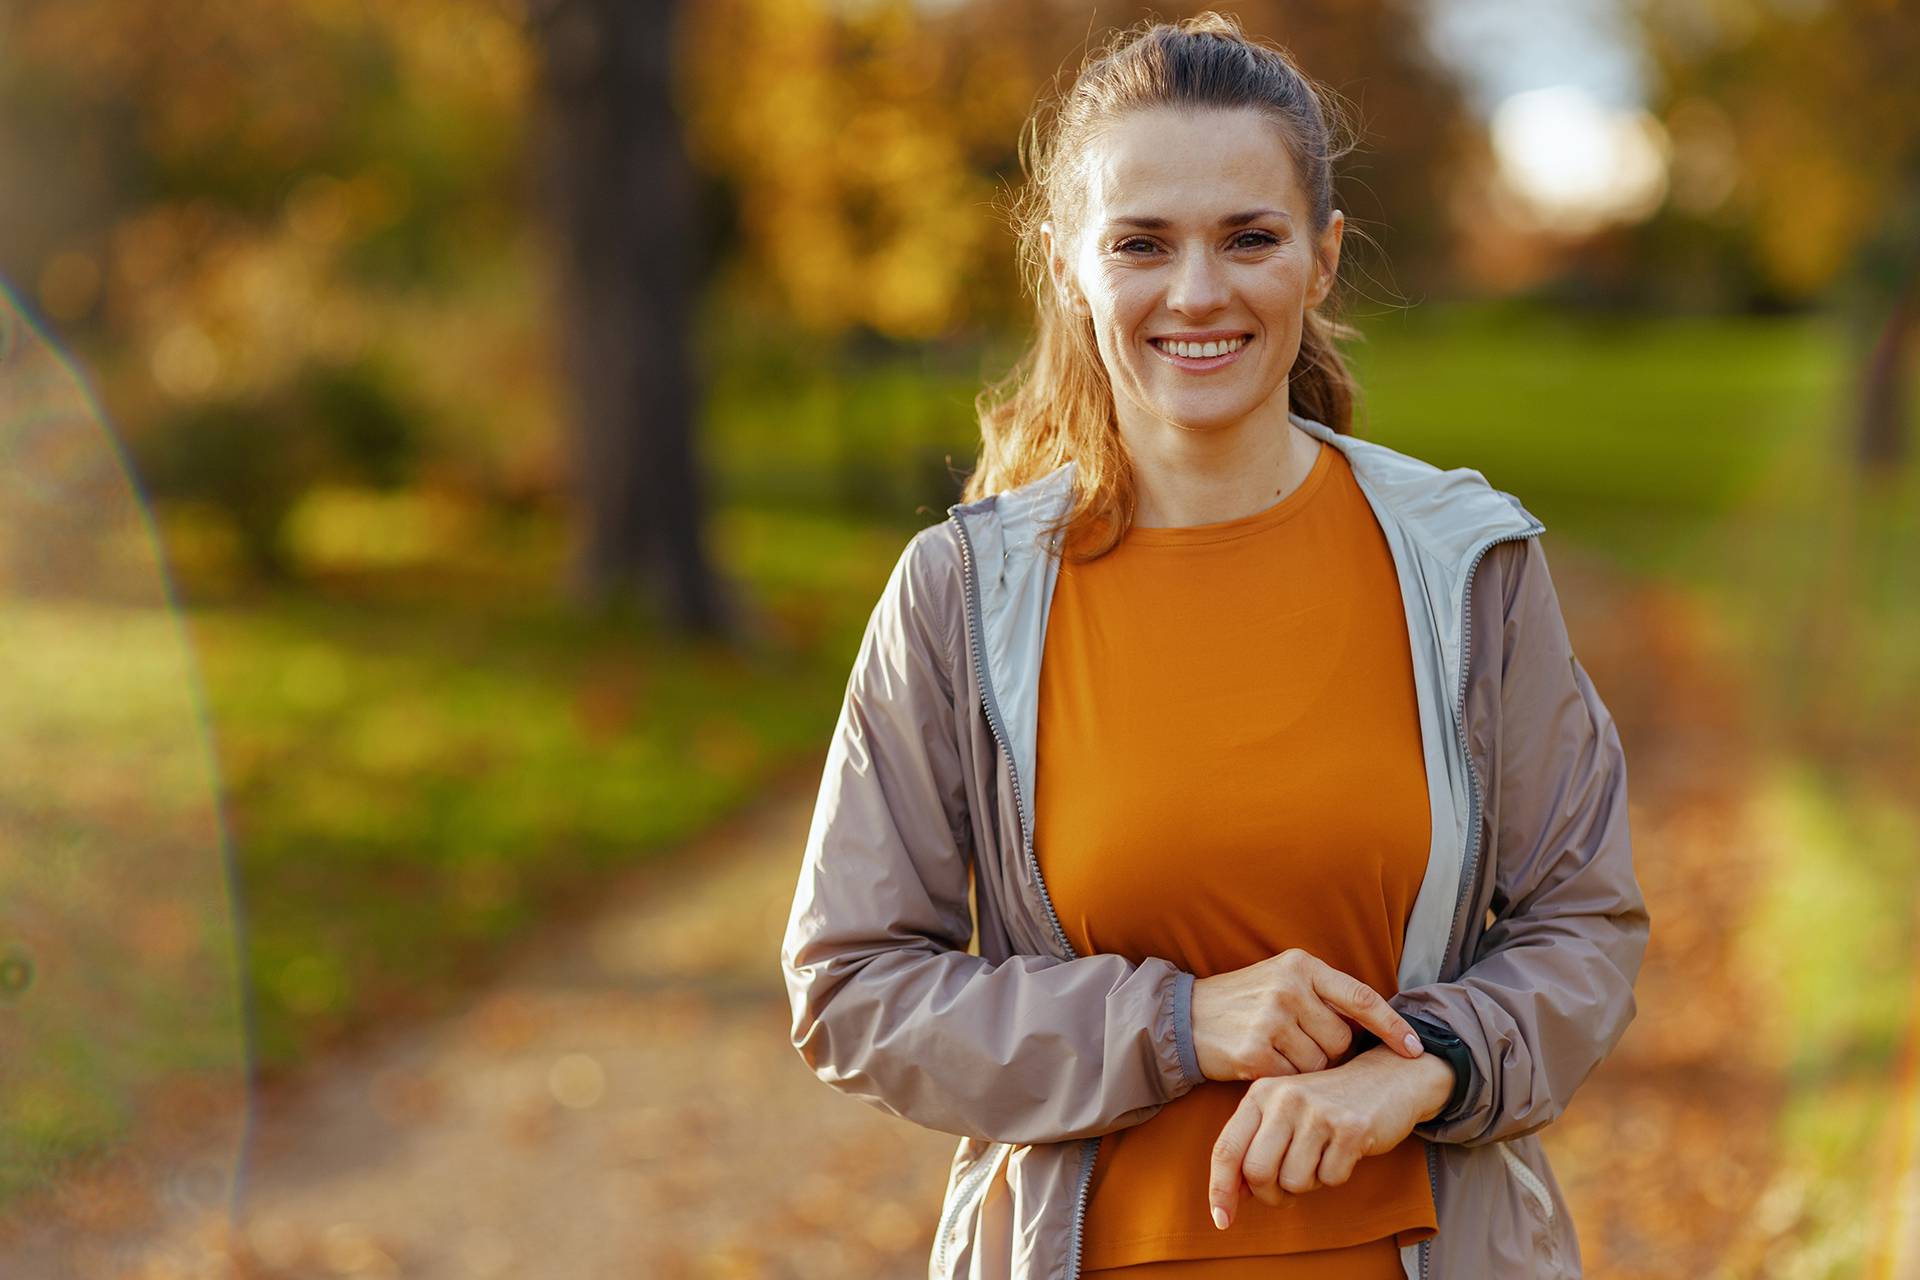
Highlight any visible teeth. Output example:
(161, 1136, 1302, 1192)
(1155, 336, 1248, 358)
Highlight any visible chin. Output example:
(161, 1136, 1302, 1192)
(1151, 387, 1271, 425)
(1157, 403, 1259, 431)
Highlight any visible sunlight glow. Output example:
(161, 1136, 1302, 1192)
(1490, 86, 1670, 233)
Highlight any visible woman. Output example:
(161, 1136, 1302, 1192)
(779, 14, 1647, 1280)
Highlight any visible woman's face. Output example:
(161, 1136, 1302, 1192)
(1044, 106, 1344, 436)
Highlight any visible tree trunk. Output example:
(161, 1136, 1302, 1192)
(1857, 250, 1918, 474)
(529, 0, 733, 637)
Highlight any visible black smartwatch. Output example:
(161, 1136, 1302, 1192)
(1403, 1013, 1472, 1122)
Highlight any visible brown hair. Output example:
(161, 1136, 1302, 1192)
(962, 11, 1369, 561)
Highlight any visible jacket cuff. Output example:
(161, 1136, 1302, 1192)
(1403, 1012, 1474, 1122)
(1172, 969, 1204, 1089)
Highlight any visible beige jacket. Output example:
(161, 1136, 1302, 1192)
(780, 413, 1649, 1279)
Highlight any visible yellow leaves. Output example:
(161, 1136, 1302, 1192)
(101, 160, 421, 407)
(1747, 149, 1876, 299)
(286, 175, 356, 248)
(1644, 0, 1920, 297)
(126, 217, 362, 403)
(1728, 91, 1884, 299)
(150, 320, 222, 399)
(285, 486, 479, 573)
(682, 0, 1024, 339)
(362, 0, 534, 118)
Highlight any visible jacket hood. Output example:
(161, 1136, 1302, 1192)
(947, 411, 1540, 581)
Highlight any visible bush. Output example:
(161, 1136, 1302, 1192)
(136, 357, 422, 578)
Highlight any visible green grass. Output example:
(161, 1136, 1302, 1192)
(1347, 301, 1844, 575)
(0, 596, 244, 1199)
(1731, 764, 1919, 1275)
(1738, 764, 1918, 1084)
(184, 503, 918, 1071)
(0, 491, 932, 1203)
(704, 331, 989, 525)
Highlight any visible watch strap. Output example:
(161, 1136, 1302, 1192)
(1404, 1012, 1473, 1122)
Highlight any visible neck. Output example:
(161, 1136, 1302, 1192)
(1123, 394, 1318, 529)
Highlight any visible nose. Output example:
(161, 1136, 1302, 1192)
(1164, 244, 1231, 318)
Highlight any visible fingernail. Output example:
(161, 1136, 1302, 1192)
(1212, 1206, 1228, 1230)
(1404, 1032, 1422, 1055)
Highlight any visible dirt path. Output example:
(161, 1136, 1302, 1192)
(42, 549, 1791, 1279)
(1524, 556, 1785, 1277)
(87, 763, 956, 1280)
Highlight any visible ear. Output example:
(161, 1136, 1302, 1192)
(1307, 209, 1345, 310)
(1041, 220, 1088, 317)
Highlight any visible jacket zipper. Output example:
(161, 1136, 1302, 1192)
(935, 1143, 1006, 1274)
(951, 510, 1543, 1280)
(947, 510, 1100, 1280)
(1419, 522, 1545, 1280)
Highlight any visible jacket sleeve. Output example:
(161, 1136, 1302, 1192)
(779, 524, 1206, 1145)
(1390, 535, 1649, 1147)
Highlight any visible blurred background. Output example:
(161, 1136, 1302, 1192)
(0, 0, 1915, 1275)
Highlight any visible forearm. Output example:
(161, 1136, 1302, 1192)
(786, 942, 1204, 1143)
(783, 528, 1206, 1143)
(1388, 919, 1644, 1146)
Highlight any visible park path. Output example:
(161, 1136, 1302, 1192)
(60, 548, 1805, 1278)
(98, 762, 956, 1280)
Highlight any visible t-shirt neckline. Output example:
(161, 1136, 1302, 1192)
(1122, 440, 1334, 547)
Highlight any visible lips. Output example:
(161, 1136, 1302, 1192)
(1147, 333, 1254, 371)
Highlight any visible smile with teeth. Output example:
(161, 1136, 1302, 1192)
(1150, 335, 1250, 359)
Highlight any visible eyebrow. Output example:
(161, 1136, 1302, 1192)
(1107, 209, 1293, 230)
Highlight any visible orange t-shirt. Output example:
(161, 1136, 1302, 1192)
(1033, 438, 1439, 1274)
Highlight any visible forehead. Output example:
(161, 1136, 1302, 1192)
(1081, 107, 1306, 221)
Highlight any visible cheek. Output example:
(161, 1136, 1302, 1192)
(1246, 256, 1305, 300)
(1096, 281, 1157, 340)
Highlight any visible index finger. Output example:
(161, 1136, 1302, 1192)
(1307, 958, 1422, 1058)
(1208, 1092, 1261, 1230)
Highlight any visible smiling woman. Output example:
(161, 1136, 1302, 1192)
(966, 12, 1372, 554)
(1037, 101, 1348, 535)
(780, 12, 1645, 1280)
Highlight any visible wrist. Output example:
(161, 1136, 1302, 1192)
(1356, 1043, 1457, 1123)
(1403, 1014, 1473, 1122)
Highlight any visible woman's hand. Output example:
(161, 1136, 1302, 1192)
(1206, 1044, 1457, 1229)
(1191, 948, 1426, 1081)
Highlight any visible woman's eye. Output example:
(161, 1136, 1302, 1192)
(1113, 231, 1278, 255)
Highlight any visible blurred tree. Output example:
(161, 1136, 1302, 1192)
(1847, 163, 1920, 472)
(1632, 0, 1920, 471)
(0, 0, 537, 574)
(525, 0, 734, 635)
(2, 0, 1477, 603)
